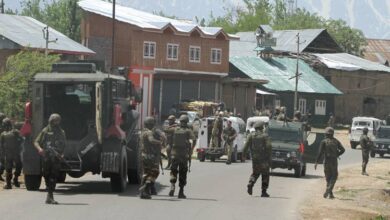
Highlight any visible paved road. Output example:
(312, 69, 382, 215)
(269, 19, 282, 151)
(0, 149, 363, 220)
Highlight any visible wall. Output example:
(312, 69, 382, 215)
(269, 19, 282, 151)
(222, 82, 257, 120)
(82, 12, 229, 74)
(316, 67, 390, 123)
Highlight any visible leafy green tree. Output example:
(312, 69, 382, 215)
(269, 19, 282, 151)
(20, 0, 81, 41)
(0, 50, 59, 119)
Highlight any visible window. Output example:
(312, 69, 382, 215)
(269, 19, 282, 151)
(211, 48, 222, 64)
(298, 98, 307, 115)
(315, 100, 326, 115)
(275, 99, 281, 108)
(167, 43, 179, 61)
(143, 41, 156, 59)
(189, 46, 201, 63)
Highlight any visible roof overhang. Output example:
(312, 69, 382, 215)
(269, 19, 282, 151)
(222, 77, 268, 84)
(256, 89, 275, 95)
(154, 68, 228, 77)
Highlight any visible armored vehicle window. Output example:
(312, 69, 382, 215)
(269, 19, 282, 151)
(378, 128, 390, 138)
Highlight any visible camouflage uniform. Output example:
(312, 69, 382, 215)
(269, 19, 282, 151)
(166, 115, 195, 199)
(34, 114, 66, 204)
(292, 111, 302, 122)
(0, 119, 23, 189)
(316, 127, 345, 199)
(139, 117, 162, 199)
(211, 113, 223, 148)
(163, 115, 177, 169)
(359, 128, 372, 175)
(223, 124, 237, 164)
(244, 121, 272, 197)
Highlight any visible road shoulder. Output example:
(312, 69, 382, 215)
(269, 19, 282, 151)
(300, 160, 390, 220)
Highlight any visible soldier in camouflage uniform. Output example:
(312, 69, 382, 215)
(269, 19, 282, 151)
(211, 111, 224, 148)
(166, 115, 195, 199)
(164, 115, 177, 169)
(244, 121, 272, 197)
(222, 120, 237, 165)
(360, 127, 372, 176)
(0, 112, 6, 181)
(139, 117, 163, 199)
(292, 111, 302, 122)
(315, 127, 345, 199)
(0, 118, 23, 189)
(34, 114, 66, 204)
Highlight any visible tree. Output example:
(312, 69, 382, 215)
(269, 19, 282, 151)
(20, 0, 81, 41)
(0, 50, 59, 119)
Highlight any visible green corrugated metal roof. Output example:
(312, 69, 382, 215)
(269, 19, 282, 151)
(230, 56, 342, 95)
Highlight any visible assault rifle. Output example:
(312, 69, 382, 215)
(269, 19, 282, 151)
(45, 145, 71, 169)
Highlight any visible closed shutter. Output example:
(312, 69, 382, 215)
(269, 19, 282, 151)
(182, 80, 199, 101)
(200, 81, 216, 101)
(161, 79, 180, 116)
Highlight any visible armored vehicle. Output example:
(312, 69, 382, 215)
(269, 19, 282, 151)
(267, 120, 323, 177)
(372, 125, 390, 157)
(21, 63, 142, 192)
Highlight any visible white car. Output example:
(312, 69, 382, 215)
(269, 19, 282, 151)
(196, 116, 246, 162)
(349, 117, 385, 149)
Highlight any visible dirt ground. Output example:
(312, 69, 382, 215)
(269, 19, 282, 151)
(301, 160, 390, 220)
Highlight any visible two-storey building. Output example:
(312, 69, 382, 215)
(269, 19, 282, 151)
(78, 0, 233, 122)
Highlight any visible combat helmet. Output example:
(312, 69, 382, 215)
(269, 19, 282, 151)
(363, 127, 369, 134)
(179, 115, 189, 123)
(168, 115, 176, 121)
(324, 127, 334, 135)
(2, 118, 12, 129)
(144, 116, 156, 129)
(254, 121, 265, 130)
(48, 113, 61, 125)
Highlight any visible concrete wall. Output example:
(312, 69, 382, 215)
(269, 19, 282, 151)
(316, 67, 390, 123)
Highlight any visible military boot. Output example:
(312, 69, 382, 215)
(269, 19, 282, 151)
(323, 190, 329, 198)
(45, 192, 59, 204)
(328, 191, 335, 199)
(178, 187, 186, 199)
(3, 174, 12, 189)
(150, 182, 157, 195)
(140, 183, 152, 199)
(247, 183, 253, 195)
(362, 165, 369, 176)
(168, 183, 175, 197)
(13, 176, 20, 188)
(261, 189, 270, 198)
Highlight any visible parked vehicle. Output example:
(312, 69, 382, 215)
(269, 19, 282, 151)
(349, 117, 385, 149)
(196, 116, 246, 162)
(21, 63, 142, 192)
(267, 120, 322, 178)
(372, 125, 390, 158)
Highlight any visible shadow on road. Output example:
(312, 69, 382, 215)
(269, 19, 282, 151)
(253, 196, 290, 199)
(57, 203, 89, 206)
(270, 172, 322, 179)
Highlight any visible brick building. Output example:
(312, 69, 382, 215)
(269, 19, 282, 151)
(78, 0, 235, 122)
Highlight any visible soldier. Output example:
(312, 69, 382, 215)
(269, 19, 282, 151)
(293, 111, 302, 122)
(222, 120, 237, 165)
(164, 115, 177, 169)
(315, 127, 345, 199)
(244, 121, 272, 197)
(167, 115, 195, 199)
(0, 112, 6, 181)
(276, 106, 287, 121)
(327, 113, 335, 128)
(139, 117, 163, 199)
(360, 127, 372, 176)
(272, 107, 281, 120)
(211, 111, 224, 148)
(0, 118, 23, 189)
(34, 114, 66, 204)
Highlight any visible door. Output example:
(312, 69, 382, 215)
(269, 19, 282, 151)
(303, 132, 325, 164)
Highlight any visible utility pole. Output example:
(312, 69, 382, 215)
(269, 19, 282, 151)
(291, 32, 304, 111)
(111, 0, 116, 71)
(42, 26, 57, 56)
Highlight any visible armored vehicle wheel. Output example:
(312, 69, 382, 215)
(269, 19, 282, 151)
(350, 142, 357, 149)
(198, 152, 206, 162)
(110, 147, 128, 192)
(57, 172, 66, 183)
(231, 146, 238, 163)
(379, 153, 385, 157)
(301, 164, 306, 176)
(68, 171, 85, 178)
(370, 151, 376, 158)
(294, 165, 302, 178)
(210, 156, 216, 162)
(25, 175, 42, 191)
(128, 141, 142, 184)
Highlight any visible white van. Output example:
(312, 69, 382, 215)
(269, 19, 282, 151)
(246, 116, 270, 133)
(196, 116, 246, 162)
(349, 117, 385, 149)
